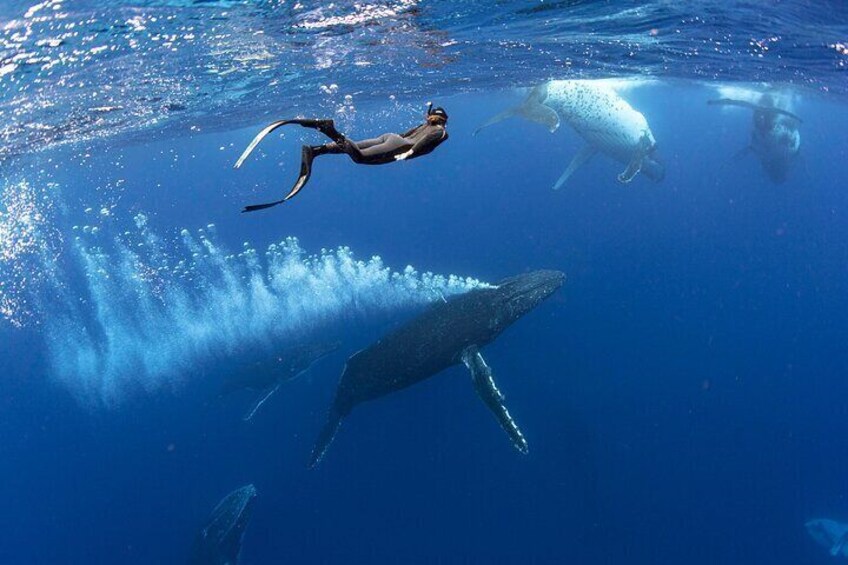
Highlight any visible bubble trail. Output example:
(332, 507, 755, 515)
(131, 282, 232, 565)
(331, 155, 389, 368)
(43, 215, 485, 406)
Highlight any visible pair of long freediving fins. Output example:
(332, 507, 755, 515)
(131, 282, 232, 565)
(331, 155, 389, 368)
(233, 119, 319, 212)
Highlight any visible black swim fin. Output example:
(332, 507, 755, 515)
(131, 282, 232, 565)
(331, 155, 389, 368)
(281, 145, 315, 202)
(234, 120, 293, 169)
(242, 200, 285, 213)
(241, 143, 316, 212)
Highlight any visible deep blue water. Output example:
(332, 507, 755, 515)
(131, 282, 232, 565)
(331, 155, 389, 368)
(2, 2, 848, 564)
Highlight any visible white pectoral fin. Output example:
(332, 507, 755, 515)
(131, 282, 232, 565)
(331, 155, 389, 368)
(462, 345, 528, 454)
(553, 145, 597, 190)
(617, 134, 655, 184)
(242, 383, 281, 421)
(617, 156, 643, 184)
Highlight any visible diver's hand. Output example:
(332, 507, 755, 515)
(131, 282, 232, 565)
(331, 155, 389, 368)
(394, 149, 413, 161)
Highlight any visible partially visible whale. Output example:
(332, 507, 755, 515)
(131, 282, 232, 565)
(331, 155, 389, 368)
(806, 519, 848, 558)
(708, 92, 801, 183)
(309, 270, 565, 468)
(188, 484, 258, 565)
(474, 80, 665, 188)
(222, 341, 339, 421)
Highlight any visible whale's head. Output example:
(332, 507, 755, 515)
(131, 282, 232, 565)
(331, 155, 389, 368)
(189, 484, 258, 565)
(492, 270, 565, 325)
(642, 155, 666, 182)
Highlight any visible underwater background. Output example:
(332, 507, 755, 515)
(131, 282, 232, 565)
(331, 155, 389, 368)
(2, 1, 848, 563)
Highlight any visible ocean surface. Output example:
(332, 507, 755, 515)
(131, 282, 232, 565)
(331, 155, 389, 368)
(2, 1, 848, 563)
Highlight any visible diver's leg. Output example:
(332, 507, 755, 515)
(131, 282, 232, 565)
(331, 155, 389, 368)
(353, 134, 390, 150)
(287, 119, 347, 143)
(343, 134, 409, 163)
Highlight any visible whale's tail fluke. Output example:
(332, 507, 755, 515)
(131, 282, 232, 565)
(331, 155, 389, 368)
(707, 98, 802, 123)
(308, 407, 344, 469)
(474, 84, 560, 136)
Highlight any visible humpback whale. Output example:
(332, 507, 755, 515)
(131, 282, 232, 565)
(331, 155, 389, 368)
(806, 519, 848, 558)
(708, 93, 801, 183)
(188, 484, 258, 565)
(222, 342, 340, 421)
(309, 270, 565, 468)
(474, 80, 664, 188)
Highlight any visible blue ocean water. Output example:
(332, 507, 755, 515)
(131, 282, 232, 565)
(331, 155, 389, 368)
(2, 1, 848, 563)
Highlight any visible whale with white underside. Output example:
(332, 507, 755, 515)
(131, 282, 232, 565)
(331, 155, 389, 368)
(475, 80, 665, 188)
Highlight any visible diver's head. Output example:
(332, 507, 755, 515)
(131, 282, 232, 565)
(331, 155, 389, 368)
(426, 103, 448, 125)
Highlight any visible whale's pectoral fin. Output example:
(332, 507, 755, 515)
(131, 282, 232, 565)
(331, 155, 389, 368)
(617, 134, 655, 184)
(242, 382, 282, 421)
(474, 84, 560, 136)
(462, 346, 528, 454)
(308, 406, 344, 469)
(617, 155, 643, 184)
(553, 145, 597, 190)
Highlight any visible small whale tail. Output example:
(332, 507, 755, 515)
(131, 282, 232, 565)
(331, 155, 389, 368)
(308, 407, 345, 469)
(707, 98, 802, 123)
(474, 84, 560, 136)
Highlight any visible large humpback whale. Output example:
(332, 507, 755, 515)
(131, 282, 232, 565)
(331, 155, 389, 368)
(222, 341, 339, 421)
(806, 519, 848, 558)
(708, 92, 801, 183)
(309, 270, 565, 468)
(188, 484, 257, 565)
(475, 80, 665, 188)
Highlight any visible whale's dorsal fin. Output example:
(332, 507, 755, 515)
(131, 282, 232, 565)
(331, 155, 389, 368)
(473, 84, 560, 136)
(242, 382, 281, 421)
(553, 145, 597, 190)
(462, 345, 528, 454)
(707, 98, 802, 123)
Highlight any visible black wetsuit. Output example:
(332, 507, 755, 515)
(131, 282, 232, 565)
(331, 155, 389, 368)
(311, 121, 448, 164)
(241, 117, 448, 211)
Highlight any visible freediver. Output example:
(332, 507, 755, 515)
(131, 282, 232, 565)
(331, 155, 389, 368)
(234, 103, 449, 212)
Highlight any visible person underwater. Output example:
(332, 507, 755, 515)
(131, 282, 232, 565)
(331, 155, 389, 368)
(234, 103, 449, 212)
